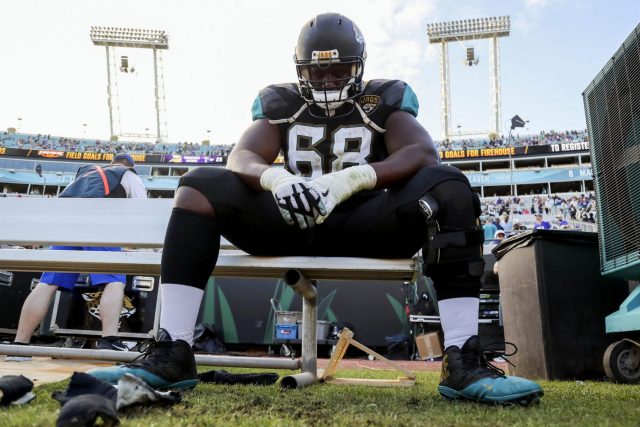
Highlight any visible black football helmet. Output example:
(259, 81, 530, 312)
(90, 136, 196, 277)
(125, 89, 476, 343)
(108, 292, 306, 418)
(294, 13, 367, 113)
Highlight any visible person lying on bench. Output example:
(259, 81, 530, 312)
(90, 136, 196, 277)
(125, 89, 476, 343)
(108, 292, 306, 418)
(7, 154, 146, 359)
(88, 13, 543, 405)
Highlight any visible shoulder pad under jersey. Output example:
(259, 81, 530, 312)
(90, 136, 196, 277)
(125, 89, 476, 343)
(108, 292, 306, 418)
(251, 83, 305, 121)
(358, 79, 419, 118)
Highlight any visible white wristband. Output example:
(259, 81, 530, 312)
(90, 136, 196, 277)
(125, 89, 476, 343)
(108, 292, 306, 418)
(340, 164, 377, 192)
(313, 164, 377, 204)
(260, 167, 294, 191)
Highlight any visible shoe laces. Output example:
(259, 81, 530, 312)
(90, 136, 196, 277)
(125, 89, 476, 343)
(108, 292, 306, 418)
(120, 339, 162, 367)
(134, 338, 157, 354)
(472, 341, 518, 377)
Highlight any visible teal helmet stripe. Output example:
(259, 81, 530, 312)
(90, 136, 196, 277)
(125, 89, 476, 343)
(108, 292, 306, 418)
(251, 95, 266, 120)
(400, 84, 419, 117)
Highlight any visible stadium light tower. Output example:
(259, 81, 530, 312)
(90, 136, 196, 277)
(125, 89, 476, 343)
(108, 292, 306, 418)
(90, 26, 169, 143)
(427, 16, 510, 141)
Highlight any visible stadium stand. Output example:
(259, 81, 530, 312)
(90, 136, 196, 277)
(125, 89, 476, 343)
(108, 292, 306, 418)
(435, 129, 588, 151)
(1, 131, 233, 157)
(0, 127, 597, 232)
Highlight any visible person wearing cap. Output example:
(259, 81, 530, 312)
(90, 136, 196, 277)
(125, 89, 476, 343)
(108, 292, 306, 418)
(511, 218, 524, 232)
(7, 154, 146, 360)
(493, 229, 506, 243)
(108, 154, 147, 199)
(554, 213, 569, 228)
(533, 213, 551, 230)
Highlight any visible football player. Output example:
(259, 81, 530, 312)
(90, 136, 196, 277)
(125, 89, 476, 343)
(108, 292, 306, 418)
(89, 13, 542, 405)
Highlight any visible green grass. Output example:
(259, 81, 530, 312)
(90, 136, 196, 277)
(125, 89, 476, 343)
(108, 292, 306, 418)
(2, 368, 640, 426)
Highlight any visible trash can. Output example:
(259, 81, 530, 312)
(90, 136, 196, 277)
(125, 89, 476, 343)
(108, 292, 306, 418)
(493, 229, 628, 380)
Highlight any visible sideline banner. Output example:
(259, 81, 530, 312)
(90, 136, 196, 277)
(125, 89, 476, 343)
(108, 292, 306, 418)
(0, 147, 233, 164)
(0, 147, 165, 164)
(438, 141, 589, 160)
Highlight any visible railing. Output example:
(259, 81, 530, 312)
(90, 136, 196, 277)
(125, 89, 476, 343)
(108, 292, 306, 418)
(567, 221, 598, 232)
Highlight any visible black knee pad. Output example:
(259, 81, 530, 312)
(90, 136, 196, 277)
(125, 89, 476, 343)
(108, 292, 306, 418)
(421, 180, 484, 300)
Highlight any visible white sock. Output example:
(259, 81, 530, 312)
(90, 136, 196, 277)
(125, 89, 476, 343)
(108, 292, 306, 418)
(438, 297, 479, 350)
(159, 283, 204, 345)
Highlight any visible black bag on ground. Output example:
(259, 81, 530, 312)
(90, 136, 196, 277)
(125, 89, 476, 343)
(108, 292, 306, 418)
(56, 395, 119, 427)
(198, 370, 279, 386)
(192, 323, 227, 354)
(0, 375, 34, 405)
(52, 372, 117, 405)
(384, 334, 411, 360)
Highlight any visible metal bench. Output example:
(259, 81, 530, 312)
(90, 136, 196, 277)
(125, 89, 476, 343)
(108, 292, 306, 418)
(0, 197, 419, 387)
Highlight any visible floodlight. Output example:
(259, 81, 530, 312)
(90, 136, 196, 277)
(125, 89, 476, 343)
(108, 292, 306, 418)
(427, 16, 510, 43)
(90, 26, 168, 49)
(90, 26, 169, 143)
(426, 16, 510, 140)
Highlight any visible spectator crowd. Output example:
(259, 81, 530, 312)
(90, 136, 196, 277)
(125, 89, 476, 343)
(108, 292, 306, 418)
(1, 132, 234, 158)
(480, 192, 597, 242)
(436, 129, 588, 152)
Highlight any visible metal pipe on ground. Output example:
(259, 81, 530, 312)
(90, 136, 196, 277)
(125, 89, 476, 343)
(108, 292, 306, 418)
(0, 344, 300, 370)
(280, 372, 317, 389)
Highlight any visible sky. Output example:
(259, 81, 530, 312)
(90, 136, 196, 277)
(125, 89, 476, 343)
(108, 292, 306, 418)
(0, 0, 638, 145)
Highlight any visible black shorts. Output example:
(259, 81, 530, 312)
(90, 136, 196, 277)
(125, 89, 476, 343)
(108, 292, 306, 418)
(178, 165, 468, 258)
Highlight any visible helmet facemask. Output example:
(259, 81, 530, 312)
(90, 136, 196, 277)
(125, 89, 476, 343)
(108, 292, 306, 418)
(297, 61, 362, 115)
(296, 52, 365, 116)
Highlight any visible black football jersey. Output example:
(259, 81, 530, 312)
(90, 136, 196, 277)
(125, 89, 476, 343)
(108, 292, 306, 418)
(251, 79, 419, 178)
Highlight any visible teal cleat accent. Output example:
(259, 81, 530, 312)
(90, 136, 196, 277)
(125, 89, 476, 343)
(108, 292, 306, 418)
(87, 329, 198, 391)
(438, 336, 543, 406)
(438, 375, 543, 405)
(88, 366, 198, 391)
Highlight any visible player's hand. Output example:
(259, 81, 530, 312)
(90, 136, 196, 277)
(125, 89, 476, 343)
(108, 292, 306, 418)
(304, 178, 340, 225)
(307, 164, 377, 224)
(260, 168, 327, 229)
(273, 180, 327, 229)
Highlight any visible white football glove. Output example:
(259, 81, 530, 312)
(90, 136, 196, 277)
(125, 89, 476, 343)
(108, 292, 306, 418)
(308, 164, 377, 224)
(260, 168, 327, 230)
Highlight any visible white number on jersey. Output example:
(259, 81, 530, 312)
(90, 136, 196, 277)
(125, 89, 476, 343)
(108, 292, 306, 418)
(287, 124, 373, 178)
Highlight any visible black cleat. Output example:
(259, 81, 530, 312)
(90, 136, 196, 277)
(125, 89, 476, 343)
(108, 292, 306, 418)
(438, 336, 543, 406)
(96, 336, 129, 351)
(87, 329, 198, 390)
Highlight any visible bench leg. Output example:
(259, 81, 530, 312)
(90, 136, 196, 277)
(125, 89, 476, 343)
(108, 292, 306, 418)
(300, 283, 317, 376)
(280, 269, 318, 389)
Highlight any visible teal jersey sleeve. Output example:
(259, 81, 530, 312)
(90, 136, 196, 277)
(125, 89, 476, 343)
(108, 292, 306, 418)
(359, 79, 419, 129)
(251, 95, 266, 121)
(400, 84, 419, 117)
(251, 83, 305, 122)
